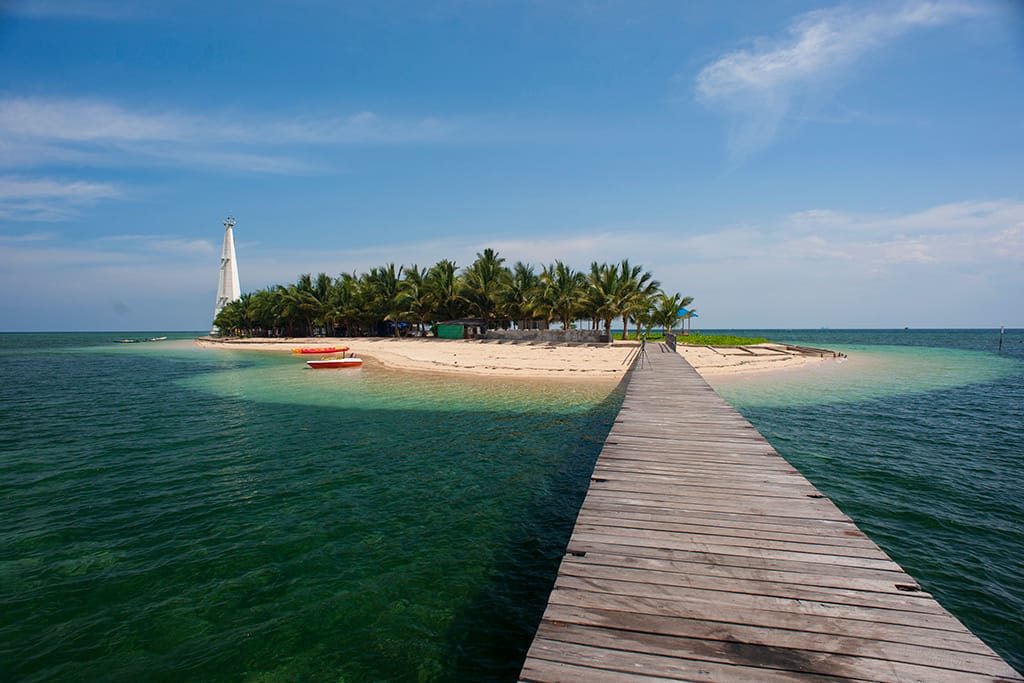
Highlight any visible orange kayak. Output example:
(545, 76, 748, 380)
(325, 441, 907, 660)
(292, 346, 349, 354)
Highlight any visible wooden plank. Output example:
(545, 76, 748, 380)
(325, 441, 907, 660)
(572, 507, 876, 542)
(549, 575, 962, 631)
(562, 543, 917, 584)
(571, 524, 893, 560)
(556, 560, 945, 614)
(540, 604, 1015, 675)
(525, 638, 855, 682)
(560, 552, 920, 595)
(533, 621, 1011, 682)
(543, 590, 997, 654)
(519, 349, 1024, 682)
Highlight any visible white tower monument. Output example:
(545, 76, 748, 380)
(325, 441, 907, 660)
(211, 216, 241, 335)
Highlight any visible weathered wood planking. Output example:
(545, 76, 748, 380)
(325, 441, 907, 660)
(520, 346, 1022, 682)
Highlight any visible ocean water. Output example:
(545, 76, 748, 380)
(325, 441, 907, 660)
(0, 333, 622, 682)
(1, 329, 1021, 680)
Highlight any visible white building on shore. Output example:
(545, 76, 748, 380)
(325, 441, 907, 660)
(211, 217, 240, 335)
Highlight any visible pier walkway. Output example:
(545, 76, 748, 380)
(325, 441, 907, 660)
(520, 345, 1022, 682)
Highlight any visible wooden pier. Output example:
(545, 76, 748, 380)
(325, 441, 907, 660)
(520, 344, 1022, 682)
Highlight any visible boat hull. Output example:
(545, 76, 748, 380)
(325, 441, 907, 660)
(306, 358, 363, 369)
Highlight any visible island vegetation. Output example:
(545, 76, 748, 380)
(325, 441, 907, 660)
(212, 249, 699, 339)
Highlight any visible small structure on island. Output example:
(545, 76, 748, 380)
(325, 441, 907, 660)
(210, 217, 241, 335)
(436, 319, 486, 339)
(678, 307, 698, 335)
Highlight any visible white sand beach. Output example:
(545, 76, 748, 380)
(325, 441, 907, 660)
(196, 337, 833, 381)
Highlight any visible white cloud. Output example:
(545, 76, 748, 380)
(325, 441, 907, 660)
(0, 95, 470, 223)
(0, 176, 121, 221)
(783, 200, 1024, 250)
(0, 97, 185, 142)
(0, 176, 120, 200)
(0, 96, 464, 178)
(694, 0, 983, 156)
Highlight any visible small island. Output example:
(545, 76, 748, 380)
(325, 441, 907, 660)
(203, 248, 838, 379)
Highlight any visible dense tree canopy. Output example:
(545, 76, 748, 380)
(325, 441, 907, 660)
(213, 249, 694, 339)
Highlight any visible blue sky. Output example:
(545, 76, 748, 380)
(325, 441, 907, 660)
(1, 0, 1022, 331)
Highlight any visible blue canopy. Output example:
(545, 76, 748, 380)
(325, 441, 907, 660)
(678, 308, 698, 317)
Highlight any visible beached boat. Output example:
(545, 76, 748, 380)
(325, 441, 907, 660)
(148, 337, 167, 342)
(292, 346, 349, 355)
(114, 338, 140, 343)
(306, 356, 363, 369)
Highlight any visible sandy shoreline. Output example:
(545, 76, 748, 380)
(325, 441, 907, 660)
(195, 337, 832, 381)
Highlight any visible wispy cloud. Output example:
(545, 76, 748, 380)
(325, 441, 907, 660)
(0, 175, 121, 221)
(779, 200, 1024, 268)
(0, 96, 463, 174)
(694, 0, 983, 157)
(0, 95, 469, 221)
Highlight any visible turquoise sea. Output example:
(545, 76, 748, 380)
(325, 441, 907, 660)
(1, 329, 1021, 680)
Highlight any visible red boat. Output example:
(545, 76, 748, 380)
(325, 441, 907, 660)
(292, 346, 349, 355)
(306, 356, 363, 369)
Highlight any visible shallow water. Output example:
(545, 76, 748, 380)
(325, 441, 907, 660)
(1, 330, 1022, 679)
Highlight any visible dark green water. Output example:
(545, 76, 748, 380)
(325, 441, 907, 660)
(0, 334, 623, 682)
(2, 330, 1022, 679)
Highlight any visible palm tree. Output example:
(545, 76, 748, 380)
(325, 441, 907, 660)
(328, 272, 364, 336)
(650, 292, 694, 336)
(309, 272, 333, 334)
(278, 279, 319, 336)
(617, 259, 660, 341)
(585, 261, 624, 336)
(247, 287, 281, 336)
(500, 261, 539, 329)
(461, 248, 510, 328)
(536, 261, 586, 329)
(212, 298, 245, 336)
(427, 259, 464, 321)
(363, 263, 404, 335)
(398, 264, 433, 335)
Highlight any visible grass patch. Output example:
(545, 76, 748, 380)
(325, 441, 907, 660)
(675, 333, 769, 346)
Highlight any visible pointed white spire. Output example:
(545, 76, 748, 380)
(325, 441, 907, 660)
(211, 216, 241, 334)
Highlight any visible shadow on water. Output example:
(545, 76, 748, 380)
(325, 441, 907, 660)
(439, 376, 628, 682)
